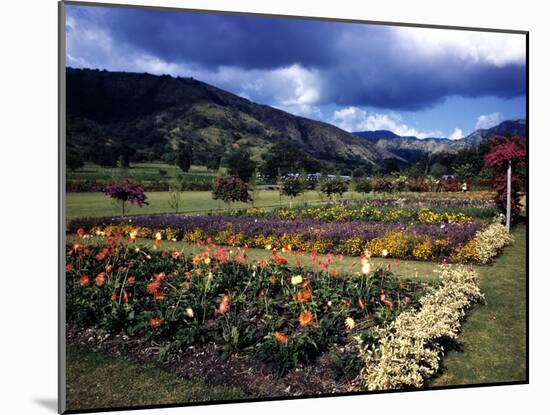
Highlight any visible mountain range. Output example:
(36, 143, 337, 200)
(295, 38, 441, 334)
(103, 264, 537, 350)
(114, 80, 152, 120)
(66, 68, 401, 172)
(353, 119, 526, 163)
(66, 68, 526, 171)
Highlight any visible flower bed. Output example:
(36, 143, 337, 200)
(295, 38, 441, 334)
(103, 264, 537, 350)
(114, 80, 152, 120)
(69, 215, 482, 261)
(65, 237, 429, 377)
(230, 205, 493, 224)
(357, 265, 483, 390)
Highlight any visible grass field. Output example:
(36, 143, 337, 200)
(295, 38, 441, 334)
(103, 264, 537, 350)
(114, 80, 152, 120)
(66, 190, 357, 218)
(66, 189, 495, 219)
(65, 224, 526, 404)
(68, 162, 224, 184)
(66, 346, 248, 411)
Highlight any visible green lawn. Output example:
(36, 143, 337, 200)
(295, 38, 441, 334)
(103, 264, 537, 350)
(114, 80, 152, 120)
(66, 190, 362, 219)
(430, 224, 527, 386)
(66, 346, 248, 411)
(65, 225, 526, 402)
(66, 189, 495, 219)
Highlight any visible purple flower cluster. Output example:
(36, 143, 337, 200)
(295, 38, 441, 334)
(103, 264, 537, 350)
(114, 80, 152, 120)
(70, 214, 479, 248)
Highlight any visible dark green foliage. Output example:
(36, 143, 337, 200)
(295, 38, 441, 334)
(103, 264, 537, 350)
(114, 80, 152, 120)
(354, 177, 372, 194)
(226, 151, 257, 182)
(320, 177, 348, 200)
(66, 150, 84, 172)
(176, 140, 193, 173)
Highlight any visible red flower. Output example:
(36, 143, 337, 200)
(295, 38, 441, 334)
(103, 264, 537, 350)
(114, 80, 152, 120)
(149, 318, 162, 328)
(153, 290, 165, 301)
(111, 292, 117, 301)
(127, 276, 136, 286)
(122, 290, 129, 303)
(94, 272, 106, 286)
(153, 272, 166, 282)
(213, 247, 229, 263)
(65, 264, 73, 272)
(79, 275, 90, 286)
(77, 228, 86, 237)
(172, 250, 181, 260)
(216, 295, 230, 315)
(105, 264, 113, 272)
(147, 281, 161, 295)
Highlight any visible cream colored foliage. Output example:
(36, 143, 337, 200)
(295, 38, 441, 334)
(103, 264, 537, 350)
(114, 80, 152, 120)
(474, 220, 513, 264)
(357, 265, 483, 390)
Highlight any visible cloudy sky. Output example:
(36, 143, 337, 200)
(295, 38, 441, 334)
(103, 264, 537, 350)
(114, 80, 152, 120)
(65, 4, 526, 139)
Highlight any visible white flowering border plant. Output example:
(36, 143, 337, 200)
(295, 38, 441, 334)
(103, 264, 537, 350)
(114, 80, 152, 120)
(356, 265, 484, 390)
(475, 216, 514, 264)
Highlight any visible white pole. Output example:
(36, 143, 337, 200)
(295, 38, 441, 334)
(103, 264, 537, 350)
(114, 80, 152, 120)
(506, 160, 512, 231)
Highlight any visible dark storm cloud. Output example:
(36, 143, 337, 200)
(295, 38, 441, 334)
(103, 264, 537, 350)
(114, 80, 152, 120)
(92, 6, 341, 69)
(66, 4, 526, 111)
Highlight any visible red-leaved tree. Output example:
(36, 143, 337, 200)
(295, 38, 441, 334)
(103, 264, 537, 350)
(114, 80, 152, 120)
(97, 180, 148, 217)
(484, 136, 526, 218)
(212, 176, 252, 207)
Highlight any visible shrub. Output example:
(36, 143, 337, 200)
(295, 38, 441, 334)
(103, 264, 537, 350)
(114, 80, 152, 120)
(320, 177, 348, 200)
(357, 265, 484, 390)
(212, 176, 252, 205)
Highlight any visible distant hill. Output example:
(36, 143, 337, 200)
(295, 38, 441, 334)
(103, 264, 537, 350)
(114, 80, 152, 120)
(66, 68, 402, 172)
(354, 119, 526, 163)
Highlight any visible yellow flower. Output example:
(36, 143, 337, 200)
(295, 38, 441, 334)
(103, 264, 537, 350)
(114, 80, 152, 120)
(345, 317, 355, 330)
(129, 229, 138, 240)
(155, 232, 162, 241)
(265, 244, 272, 250)
(291, 275, 303, 285)
(382, 249, 389, 257)
(204, 257, 211, 265)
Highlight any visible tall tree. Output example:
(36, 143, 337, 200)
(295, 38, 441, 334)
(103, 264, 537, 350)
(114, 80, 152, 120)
(227, 150, 257, 182)
(176, 140, 193, 173)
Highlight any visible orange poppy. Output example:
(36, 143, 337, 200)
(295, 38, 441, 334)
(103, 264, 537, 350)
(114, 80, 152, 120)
(274, 331, 288, 345)
(153, 290, 165, 301)
(111, 292, 117, 301)
(399, 281, 406, 290)
(79, 275, 90, 286)
(127, 276, 136, 285)
(330, 269, 338, 277)
(77, 228, 86, 237)
(122, 290, 129, 303)
(298, 310, 314, 326)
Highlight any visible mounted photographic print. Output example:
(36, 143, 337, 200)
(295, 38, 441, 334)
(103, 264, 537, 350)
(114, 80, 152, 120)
(59, 1, 528, 413)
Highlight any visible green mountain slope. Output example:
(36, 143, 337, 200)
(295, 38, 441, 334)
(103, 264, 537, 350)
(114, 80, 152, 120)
(66, 68, 402, 172)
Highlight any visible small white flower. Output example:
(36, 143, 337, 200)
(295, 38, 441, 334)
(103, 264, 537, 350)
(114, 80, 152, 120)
(185, 308, 194, 318)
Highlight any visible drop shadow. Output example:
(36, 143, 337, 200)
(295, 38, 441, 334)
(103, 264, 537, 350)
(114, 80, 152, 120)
(34, 398, 58, 413)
